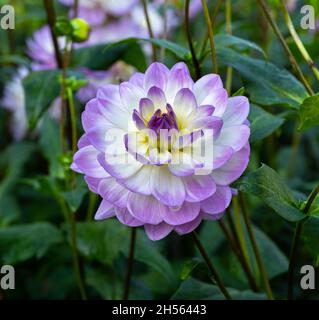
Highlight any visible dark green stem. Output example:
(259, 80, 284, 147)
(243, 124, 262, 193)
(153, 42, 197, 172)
(201, 0, 218, 73)
(141, 0, 157, 62)
(257, 0, 314, 95)
(199, 0, 223, 58)
(123, 228, 137, 300)
(43, 0, 63, 68)
(218, 220, 260, 292)
(185, 0, 201, 79)
(239, 193, 274, 300)
(192, 232, 232, 300)
(288, 184, 319, 300)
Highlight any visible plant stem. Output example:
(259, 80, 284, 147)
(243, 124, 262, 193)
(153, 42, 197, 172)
(201, 0, 218, 73)
(225, 0, 233, 93)
(73, 0, 79, 17)
(257, 0, 314, 95)
(280, 0, 319, 84)
(199, 0, 223, 58)
(218, 220, 260, 292)
(123, 228, 137, 300)
(66, 87, 77, 156)
(239, 193, 274, 300)
(191, 232, 232, 300)
(69, 212, 87, 300)
(43, 0, 63, 68)
(287, 184, 319, 300)
(160, 0, 168, 62)
(141, 0, 157, 62)
(58, 199, 87, 300)
(232, 198, 250, 263)
(185, 0, 201, 79)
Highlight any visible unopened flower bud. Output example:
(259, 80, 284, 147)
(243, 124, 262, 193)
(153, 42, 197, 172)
(70, 18, 90, 43)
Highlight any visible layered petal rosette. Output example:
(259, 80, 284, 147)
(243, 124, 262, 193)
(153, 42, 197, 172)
(72, 62, 250, 240)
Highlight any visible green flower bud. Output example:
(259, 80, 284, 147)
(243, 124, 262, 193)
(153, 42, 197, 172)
(54, 16, 73, 37)
(70, 18, 90, 43)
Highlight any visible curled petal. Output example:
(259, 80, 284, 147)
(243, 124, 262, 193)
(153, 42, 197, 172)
(200, 186, 232, 215)
(144, 222, 174, 241)
(127, 193, 164, 224)
(115, 207, 144, 227)
(94, 199, 115, 220)
(162, 202, 201, 226)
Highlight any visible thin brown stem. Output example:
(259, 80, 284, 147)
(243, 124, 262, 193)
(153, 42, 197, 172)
(239, 193, 274, 300)
(43, 0, 63, 68)
(218, 220, 260, 292)
(192, 232, 232, 300)
(257, 0, 314, 95)
(141, 0, 157, 62)
(160, 0, 168, 62)
(200, 0, 224, 58)
(123, 228, 137, 300)
(185, 0, 201, 79)
(73, 0, 79, 17)
(201, 0, 218, 73)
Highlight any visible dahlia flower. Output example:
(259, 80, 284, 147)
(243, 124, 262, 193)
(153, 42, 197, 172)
(71, 62, 250, 240)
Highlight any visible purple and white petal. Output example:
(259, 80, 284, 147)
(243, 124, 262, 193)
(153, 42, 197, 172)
(94, 199, 115, 220)
(200, 186, 232, 215)
(127, 194, 165, 224)
(144, 222, 174, 241)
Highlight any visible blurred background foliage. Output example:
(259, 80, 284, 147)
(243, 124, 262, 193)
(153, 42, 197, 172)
(0, 0, 318, 300)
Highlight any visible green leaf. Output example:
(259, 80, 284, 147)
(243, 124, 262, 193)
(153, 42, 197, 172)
(215, 34, 266, 57)
(106, 37, 190, 61)
(180, 257, 202, 280)
(85, 267, 122, 300)
(171, 277, 266, 300)
(298, 94, 319, 131)
(135, 230, 176, 285)
(216, 47, 308, 109)
(71, 220, 129, 266)
(0, 55, 30, 66)
(39, 116, 64, 178)
(70, 220, 176, 284)
(73, 41, 147, 71)
(235, 164, 305, 222)
(62, 185, 88, 213)
(0, 142, 35, 199)
(301, 217, 319, 258)
(0, 195, 20, 227)
(249, 104, 285, 142)
(23, 70, 60, 129)
(143, 38, 190, 60)
(0, 223, 63, 264)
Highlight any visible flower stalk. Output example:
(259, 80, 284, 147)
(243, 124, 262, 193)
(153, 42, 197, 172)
(185, 0, 201, 79)
(141, 0, 157, 62)
(239, 192, 274, 300)
(201, 0, 218, 73)
(192, 232, 232, 300)
(123, 228, 137, 300)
